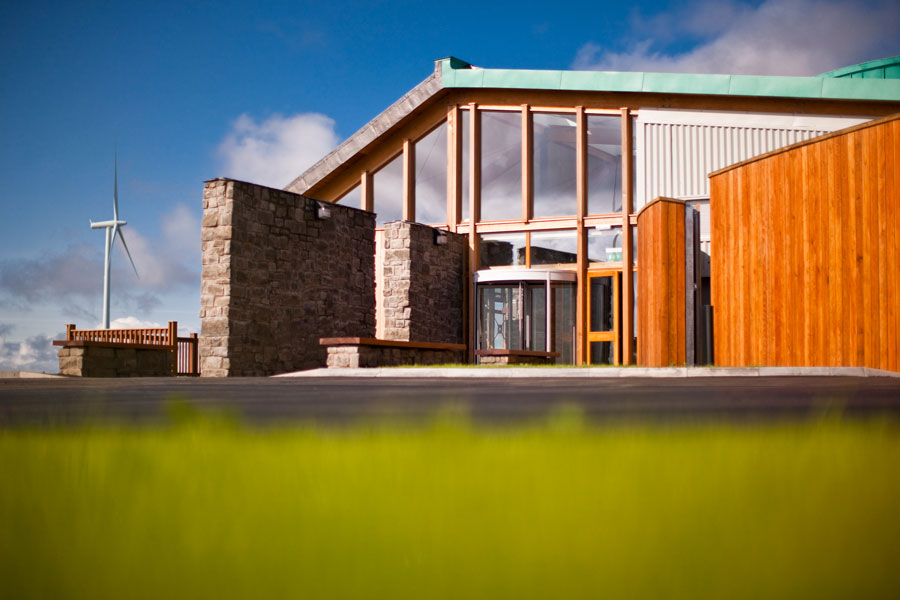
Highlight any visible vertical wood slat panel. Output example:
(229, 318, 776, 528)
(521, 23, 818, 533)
(888, 121, 900, 371)
(637, 197, 687, 366)
(874, 124, 887, 370)
(710, 115, 899, 372)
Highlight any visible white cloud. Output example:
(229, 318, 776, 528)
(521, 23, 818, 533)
(114, 204, 199, 291)
(573, 0, 900, 76)
(0, 204, 200, 331)
(0, 327, 60, 374)
(106, 316, 164, 329)
(218, 112, 340, 188)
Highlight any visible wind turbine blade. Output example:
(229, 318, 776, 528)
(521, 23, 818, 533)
(116, 228, 139, 279)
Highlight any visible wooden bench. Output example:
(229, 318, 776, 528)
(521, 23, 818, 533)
(320, 337, 466, 368)
(475, 349, 560, 365)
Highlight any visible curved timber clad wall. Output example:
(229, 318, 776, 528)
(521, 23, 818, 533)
(636, 197, 699, 367)
(709, 114, 900, 371)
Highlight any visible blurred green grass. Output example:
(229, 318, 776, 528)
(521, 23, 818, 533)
(1, 409, 897, 599)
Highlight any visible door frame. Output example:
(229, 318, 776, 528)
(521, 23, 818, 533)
(586, 269, 620, 365)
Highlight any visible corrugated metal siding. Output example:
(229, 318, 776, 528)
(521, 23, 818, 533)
(638, 122, 830, 206)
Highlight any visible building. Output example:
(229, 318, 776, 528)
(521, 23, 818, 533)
(199, 56, 900, 376)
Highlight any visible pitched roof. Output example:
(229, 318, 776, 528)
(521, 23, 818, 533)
(286, 57, 900, 196)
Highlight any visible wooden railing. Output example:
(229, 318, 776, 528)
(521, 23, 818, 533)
(66, 322, 176, 346)
(177, 334, 200, 377)
(64, 322, 200, 376)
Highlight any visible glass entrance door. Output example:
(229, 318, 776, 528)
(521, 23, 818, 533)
(475, 270, 576, 364)
(477, 282, 546, 353)
(587, 271, 620, 364)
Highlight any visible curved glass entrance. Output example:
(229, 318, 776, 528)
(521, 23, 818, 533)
(475, 270, 576, 364)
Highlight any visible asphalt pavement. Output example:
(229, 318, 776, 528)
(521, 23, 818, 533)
(2, 374, 899, 426)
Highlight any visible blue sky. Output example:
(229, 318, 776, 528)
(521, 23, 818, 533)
(1, 0, 898, 372)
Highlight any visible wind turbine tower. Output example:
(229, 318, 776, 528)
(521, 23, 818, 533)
(90, 152, 139, 329)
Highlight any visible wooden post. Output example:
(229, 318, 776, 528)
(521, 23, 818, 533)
(522, 104, 533, 223)
(620, 108, 634, 365)
(168, 321, 178, 376)
(576, 106, 587, 365)
(467, 103, 481, 363)
(66, 323, 75, 341)
(403, 139, 415, 222)
(447, 105, 462, 232)
(361, 171, 373, 213)
(190, 332, 199, 375)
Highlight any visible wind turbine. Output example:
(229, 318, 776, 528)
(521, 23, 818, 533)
(90, 152, 139, 329)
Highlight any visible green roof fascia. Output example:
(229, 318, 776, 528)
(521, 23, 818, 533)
(818, 55, 900, 78)
(437, 58, 900, 102)
(727, 74, 824, 98)
(559, 70, 644, 92)
(821, 77, 900, 101)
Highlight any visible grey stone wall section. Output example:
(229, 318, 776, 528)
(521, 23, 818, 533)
(58, 346, 173, 377)
(200, 179, 375, 376)
(326, 345, 463, 368)
(381, 221, 466, 344)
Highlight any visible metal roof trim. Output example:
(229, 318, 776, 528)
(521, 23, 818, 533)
(818, 55, 900, 78)
(438, 57, 900, 101)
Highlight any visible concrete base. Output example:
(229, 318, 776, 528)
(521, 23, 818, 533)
(0, 371, 65, 379)
(478, 354, 555, 365)
(277, 366, 900, 378)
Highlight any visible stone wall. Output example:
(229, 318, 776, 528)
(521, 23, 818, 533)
(381, 221, 466, 344)
(200, 179, 375, 376)
(58, 345, 173, 377)
(326, 345, 464, 368)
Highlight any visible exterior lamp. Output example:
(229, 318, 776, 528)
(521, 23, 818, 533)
(434, 230, 448, 246)
(316, 202, 332, 220)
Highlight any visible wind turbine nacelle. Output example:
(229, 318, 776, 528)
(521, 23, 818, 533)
(90, 219, 127, 229)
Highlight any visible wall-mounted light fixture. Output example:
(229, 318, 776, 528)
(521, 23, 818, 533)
(316, 201, 332, 220)
(434, 230, 448, 246)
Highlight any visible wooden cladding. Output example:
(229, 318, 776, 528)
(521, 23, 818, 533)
(710, 114, 900, 371)
(636, 198, 698, 367)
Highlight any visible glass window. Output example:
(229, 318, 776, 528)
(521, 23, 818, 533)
(552, 282, 576, 364)
(587, 115, 623, 215)
(481, 111, 521, 221)
(415, 122, 447, 225)
(631, 225, 637, 261)
(590, 341, 614, 365)
(587, 227, 622, 263)
(531, 230, 577, 266)
(533, 113, 577, 218)
(589, 276, 615, 332)
(526, 282, 546, 352)
(336, 183, 359, 206)
(373, 153, 403, 227)
(479, 233, 526, 268)
(587, 226, 637, 262)
(478, 284, 522, 351)
(461, 110, 470, 223)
